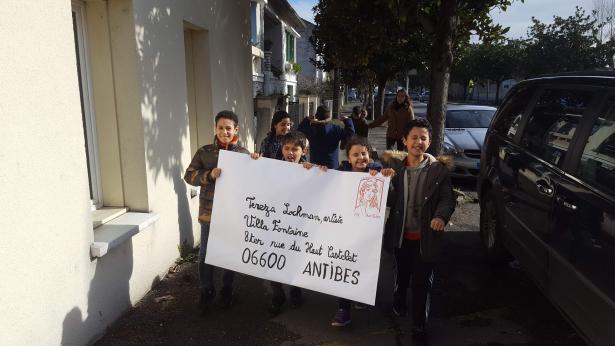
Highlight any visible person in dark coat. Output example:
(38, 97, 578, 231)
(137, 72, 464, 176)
(341, 106, 369, 150)
(382, 118, 455, 342)
(297, 105, 355, 169)
(351, 106, 369, 138)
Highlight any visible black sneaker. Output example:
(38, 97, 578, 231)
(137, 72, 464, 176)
(219, 287, 233, 308)
(354, 302, 368, 310)
(412, 326, 428, 343)
(268, 300, 283, 317)
(392, 300, 407, 317)
(331, 308, 351, 327)
(199, 289, 215, 315)
(289, 293, 303, 308)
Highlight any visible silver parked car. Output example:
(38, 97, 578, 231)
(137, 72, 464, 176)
(441, 104, 497, 178)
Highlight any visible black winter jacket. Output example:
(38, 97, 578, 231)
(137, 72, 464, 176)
(382, 152, 455, 262)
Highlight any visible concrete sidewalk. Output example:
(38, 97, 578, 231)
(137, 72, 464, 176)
(95, 199, 582, 346)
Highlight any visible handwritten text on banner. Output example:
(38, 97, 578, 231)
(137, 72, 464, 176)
(205, 150, 390, 305)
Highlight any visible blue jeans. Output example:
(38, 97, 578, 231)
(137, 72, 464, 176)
(199, 224, 235, 296)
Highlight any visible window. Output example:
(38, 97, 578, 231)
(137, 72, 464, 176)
(287, 85, 294, 101)
(250, 2, 258, 46)
(285, 30, 295, 62)
(446, 109, 495, 128)
(520, 88, 593, 166)
(184, 25, 214, 159)
(577, 98, 615, 196)
(72, 1, 102, 209)
(493, 86, 534, 140)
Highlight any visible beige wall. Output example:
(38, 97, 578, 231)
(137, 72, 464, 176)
(0, 1, 94, 344)
(0, 0, 253, 344)
(132, 0, 255, 275)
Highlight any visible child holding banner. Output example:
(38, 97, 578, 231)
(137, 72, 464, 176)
(183, 110, 250, 314)
(251, 131, 326, 317)
(383, 118, 455, 341)
(331, 136, 395, 327)
(259, 110, 292, 160)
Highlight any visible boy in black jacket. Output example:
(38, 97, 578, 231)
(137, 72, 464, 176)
(383, 118, 455, 341)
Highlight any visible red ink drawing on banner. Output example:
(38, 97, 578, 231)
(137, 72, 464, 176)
(354, 177, 385, 218)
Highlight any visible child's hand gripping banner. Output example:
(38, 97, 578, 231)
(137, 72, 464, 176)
(205, 151, 390, 305)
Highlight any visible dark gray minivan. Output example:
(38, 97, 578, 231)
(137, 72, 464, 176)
(478, 71, 615, 346)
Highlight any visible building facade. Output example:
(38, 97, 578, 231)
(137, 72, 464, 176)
(250, 0, 305, 99)
(296, 18, 328, 90)
(0, 0, 254, 344)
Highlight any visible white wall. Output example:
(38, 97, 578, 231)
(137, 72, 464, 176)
(0, 1, 93, 344)
(297, 19, 317, 83)
(0, 0, 254, 344)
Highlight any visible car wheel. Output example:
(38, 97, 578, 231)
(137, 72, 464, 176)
(480, 191, 509, 262)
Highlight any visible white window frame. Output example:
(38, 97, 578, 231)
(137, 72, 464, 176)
(72, 0, 103, 209)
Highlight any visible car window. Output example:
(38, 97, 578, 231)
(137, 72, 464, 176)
(492, 86, 534, 140)
(577, 98, 615, 196)
(447, 110, 495, 128)
(520, 88, 593, 166)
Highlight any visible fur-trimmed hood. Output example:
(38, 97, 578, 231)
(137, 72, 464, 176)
(380, 150, 454, 170)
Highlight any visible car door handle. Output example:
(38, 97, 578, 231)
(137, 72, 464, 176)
(555, 196, 577, 211)
(503, 148, 520, 159)
(536, 180, 554, 196)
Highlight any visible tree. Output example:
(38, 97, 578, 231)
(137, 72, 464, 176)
(311, 1, 384, 117)
(451, 44, 480, 101)
(312, 0, 517, 154)
(474, 40, 523, 103)
(593, 0, 615, 42)
(392, 0, 517, 155)
(340, 66, 376, 110)
(311, 0, 428, 117)
(368, 35, 428, 116)
(522, 7, 615, 77)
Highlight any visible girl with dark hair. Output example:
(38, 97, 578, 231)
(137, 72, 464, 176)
(259, 110, 292, 159)
(331, 136, 395, 327)
(368, 89, 415, 150)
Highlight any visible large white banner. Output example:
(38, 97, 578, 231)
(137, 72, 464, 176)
(206, 151, 390, 305)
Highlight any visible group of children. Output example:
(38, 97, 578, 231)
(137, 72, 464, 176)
(183, 107, 455, 341)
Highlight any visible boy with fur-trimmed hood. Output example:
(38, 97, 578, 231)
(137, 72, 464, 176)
(382, 118, 455, 341)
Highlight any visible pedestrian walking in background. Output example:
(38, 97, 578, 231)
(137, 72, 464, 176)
(368, 89, 415, 150)
(351, 106, 369, 138)
(382, 118, 455, 342)
(341, 106, 369, 150)
(259, 110, 292, 160)
(297, 105, 355, 169)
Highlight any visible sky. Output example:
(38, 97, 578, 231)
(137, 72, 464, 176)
(288, 0, 596, 40)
